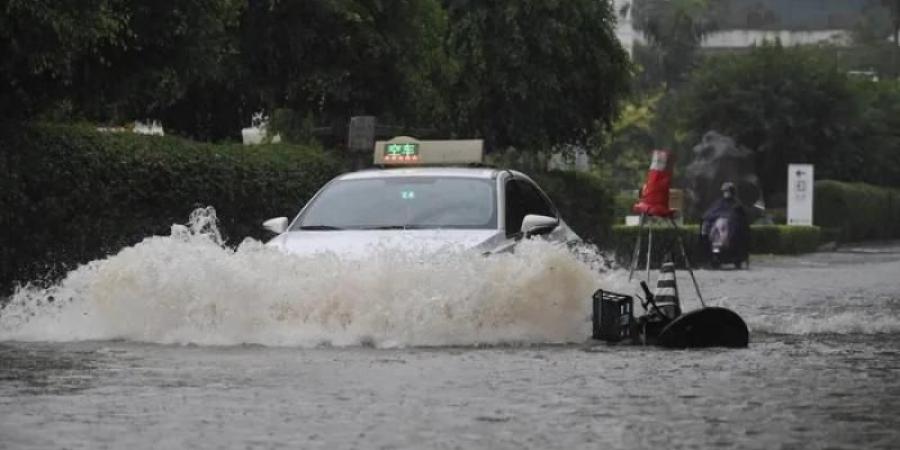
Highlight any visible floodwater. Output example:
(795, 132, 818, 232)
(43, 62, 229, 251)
(1, 212, 899, 449)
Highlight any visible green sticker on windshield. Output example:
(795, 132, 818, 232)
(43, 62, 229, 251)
(401, 190, 416, 200)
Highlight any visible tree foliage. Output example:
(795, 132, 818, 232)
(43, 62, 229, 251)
(632, 0, 713, 88)
(1, 0, 454, 139)
(0, 0, 128, 117)
(595, 95, 658, 191)
(680, 42, 864, 198)
(851, 79, 900, 187)
(2, 0, 632, 146)
(79, 0, 248, 138)
(242, 0, 452, 130)
(445, 0, 631, 149)
(882, 0, 900, 44)
(597, 88, 695, 192)
(0, 0, 249, 138)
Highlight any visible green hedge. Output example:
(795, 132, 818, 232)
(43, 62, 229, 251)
(748, 225, 822, 254)
(609, 224, 821, 267)
(613, 190, 637, 220)
(531, 170, 615, 245)
(814, 180, 900, 242)
(0, 124, 617, 295)
(0, 123, 343, 295)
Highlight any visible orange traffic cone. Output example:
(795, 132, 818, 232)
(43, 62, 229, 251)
(633, 149, 676, 218)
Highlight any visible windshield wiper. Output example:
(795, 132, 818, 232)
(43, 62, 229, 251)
(298, 225, 344, 231)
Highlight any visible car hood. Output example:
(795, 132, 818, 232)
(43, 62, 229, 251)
(266, 229, 507, 258)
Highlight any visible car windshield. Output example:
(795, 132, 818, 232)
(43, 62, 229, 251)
(293, 176, 497, 230)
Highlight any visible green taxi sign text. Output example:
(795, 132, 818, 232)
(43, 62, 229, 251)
(384, 143, 420, 162)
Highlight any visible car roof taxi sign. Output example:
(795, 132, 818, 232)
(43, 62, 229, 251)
(374, 136, 484, 166)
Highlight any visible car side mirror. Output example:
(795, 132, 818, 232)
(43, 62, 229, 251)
(262, 217, 289, 234)
(520, 214, 558, 237)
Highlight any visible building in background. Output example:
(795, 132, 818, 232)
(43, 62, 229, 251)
(700, 0, 870, 50)
(616, 0, 887, 54)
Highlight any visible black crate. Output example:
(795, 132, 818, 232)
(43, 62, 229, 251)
(592, 290, 634, 342)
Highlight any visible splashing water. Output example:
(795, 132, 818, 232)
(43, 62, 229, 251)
(0, 208, 624, 347)
(3, 208, 897, 346)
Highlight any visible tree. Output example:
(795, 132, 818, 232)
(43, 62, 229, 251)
(883, 0, 900, 45)
(0, 0, 249, 139)
(0, 0, 128, 118)
(241, 0, 452, 131)
(852, 79, 900, 187)
(882, 0, 900, 79)
(632, 0, 714, 88)
(681, 42, 862, 199)
(445, 0, 631, 150)
(852, 1, 900, 79)
(73, 0, 248, 138)
(596, 94, 660, 191)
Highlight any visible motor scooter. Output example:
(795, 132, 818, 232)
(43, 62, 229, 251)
(704, 215, 749, 269)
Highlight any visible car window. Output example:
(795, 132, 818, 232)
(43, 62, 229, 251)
(505, 179, 556, 236)
(516, 180, 555, 218)
(294, 177, 497, 230)
(505, 180, 526, 236)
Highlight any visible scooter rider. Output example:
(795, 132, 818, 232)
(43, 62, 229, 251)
(701, 182, 750, 268)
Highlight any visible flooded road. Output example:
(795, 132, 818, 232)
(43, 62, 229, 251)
(2, 334, 898, 449)
(2, 235, 899, 448)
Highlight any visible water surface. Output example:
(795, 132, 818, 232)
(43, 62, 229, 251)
(1, 217, 898, 448)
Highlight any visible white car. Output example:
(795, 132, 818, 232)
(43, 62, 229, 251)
(261, 138, 581, 257)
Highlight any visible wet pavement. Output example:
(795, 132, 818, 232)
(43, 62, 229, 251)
(1, 244, 899, 449)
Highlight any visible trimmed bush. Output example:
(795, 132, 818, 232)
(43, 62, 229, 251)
(609, 224, 821, 268)
(814, 180, 900, 242)
(820, 227, 842, 244)
(613, 190, 637, 221)
(0, 124, 617, 294)
(0, 123, 343, 295)
(749, 225, 821, 254)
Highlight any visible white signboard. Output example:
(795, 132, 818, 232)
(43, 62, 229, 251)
(787, 164, 814, 226)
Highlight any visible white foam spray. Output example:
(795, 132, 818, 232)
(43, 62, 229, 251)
(5, 208, 897, 345)
(0, 208, 623, 347)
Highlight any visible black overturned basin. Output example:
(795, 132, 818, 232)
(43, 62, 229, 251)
(658, 307, 750, 349)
